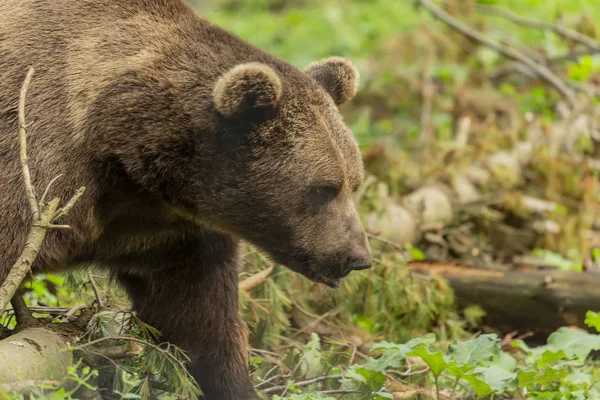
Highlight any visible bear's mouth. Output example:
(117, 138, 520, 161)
(316, 275, 343, 289)
(311, 266, 352, 289)
(271, 249, 353, 289)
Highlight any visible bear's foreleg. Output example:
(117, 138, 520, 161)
(114, 233, 258, 400)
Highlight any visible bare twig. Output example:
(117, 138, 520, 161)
(239, 264, 275, 292)
(39, 174, 63, 207)
(64, 304, 89, 321)
(18, 68, 39, 220)
(420, 51, 435, 143)
(477, 4, 600, 51)
(418, 0, 578, 106)
(320, 389, 360, 395)
(53, 186, 86, 221)
(87, 271, 104, 309)
(262, 374, 343, 394)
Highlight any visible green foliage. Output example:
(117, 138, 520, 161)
(263, 321, 600, 399)
(240, 247, 460, 349)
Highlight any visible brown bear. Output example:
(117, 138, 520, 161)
(0, 0, 372, 398)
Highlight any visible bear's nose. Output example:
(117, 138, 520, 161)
(347, 237, 372, 271)
(346, 217, 372, 271)
(348, 258, 372, 271)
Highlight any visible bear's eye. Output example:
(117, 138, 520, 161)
(307, 185, 340, 206)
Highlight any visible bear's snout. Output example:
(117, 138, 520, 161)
(346, 232, 372, 271)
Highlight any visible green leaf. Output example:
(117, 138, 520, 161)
(539, 349, 568, 366)
(370, 333, 436, 352)
(408, 346, 451, 379)
(585, 311, 600, 333)
(449, 334, 500, 367)
(547, 327, 600, 361)
(361, 351, 406, 372)
(364, 334, 437, 372)
(461, 372, 494, 398)
(565, 370, 594, 387)
(474, 365, 517, 392)
(300, 333, 324, 378)
(517, 366, 569, 389)
(374, 391, 394, 400)
(491, 351, 517, 372)
(343, 366, 386, 391)
(405, 244, 425, 261)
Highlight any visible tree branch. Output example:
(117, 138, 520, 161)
(0, 68, 86, 315)
(417, 0, 578, 106)
(10, 292, 37, 327)
(18, 68, 39, 220)
(477, 4, 600, 52)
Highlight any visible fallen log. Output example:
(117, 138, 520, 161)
(409, 261, 600, 334)
(0, 327, 71, 384)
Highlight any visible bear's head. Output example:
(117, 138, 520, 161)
(193, 57, 371, 288)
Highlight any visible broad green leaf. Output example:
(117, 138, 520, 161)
(449, 334, 500, 367)
(518, 366, 569, 389)
(457, 364, 517, 398)
(547, 327, 600, 361)
(565, 370, 593, 387)
(539, 349, 568, 366)
(365, 334, 437, 372)
(461, 372, 494, 398)
(474, 365, 517, 392)
(344, 365, 386, 390)
(491, 351, 517, 372)
(361, 351, 406, 372)
(301, 333, 324, 378)
(408, 346, 451, 379)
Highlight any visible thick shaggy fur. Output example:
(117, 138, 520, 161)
(0, 1, 371, 398)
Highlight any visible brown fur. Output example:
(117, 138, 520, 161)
(0, 1, 371, 398)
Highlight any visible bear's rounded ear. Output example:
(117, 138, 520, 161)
(305, 56, 359, 105)
(213, 62, 282, 118)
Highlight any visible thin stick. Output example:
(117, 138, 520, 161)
(18, 68, 39, 220)
(418, 0, 577, 106)
(39, 174, 63, 207)
(477, 4, 600, 51)
(53, 186, 86, 221)
(262, 374, 343, 394)
(238, 264, 275, 292)
(87, 271, 104, 309)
